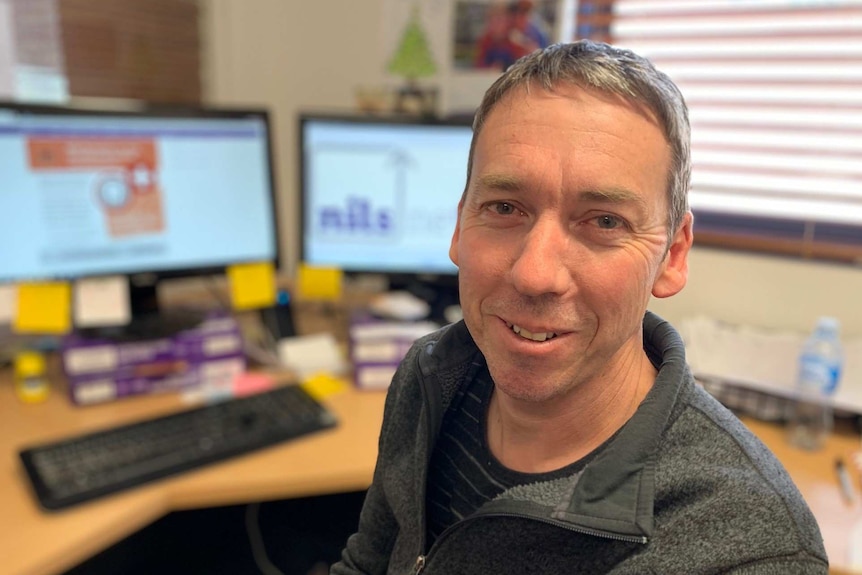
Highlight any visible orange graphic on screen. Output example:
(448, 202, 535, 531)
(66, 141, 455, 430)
(28, 138, 165, 238)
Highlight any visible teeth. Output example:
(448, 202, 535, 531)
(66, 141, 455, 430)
(510, 323, 556, 342)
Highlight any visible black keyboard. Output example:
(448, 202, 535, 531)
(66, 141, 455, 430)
(19, 385, 337, 511)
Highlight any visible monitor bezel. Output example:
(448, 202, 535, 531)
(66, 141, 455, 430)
(297, 111, 473, 283)
(0, 99, 281, 284)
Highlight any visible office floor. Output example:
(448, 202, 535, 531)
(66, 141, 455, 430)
(63, 490, 367, 575)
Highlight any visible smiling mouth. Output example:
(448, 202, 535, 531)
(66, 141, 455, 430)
(506, 322, 558, 342)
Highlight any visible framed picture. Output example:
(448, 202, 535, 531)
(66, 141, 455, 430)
(447, 0, 565, 114)
(453, 0, 559, 72)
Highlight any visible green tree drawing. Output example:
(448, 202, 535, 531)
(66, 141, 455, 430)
(387, 4, 437, 82)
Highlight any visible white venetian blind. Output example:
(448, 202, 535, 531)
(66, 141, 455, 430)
(610, 0, 862, 262)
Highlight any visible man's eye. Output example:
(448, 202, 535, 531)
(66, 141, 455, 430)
(492, 202, 517, 215)
(595, 214, 624, 229)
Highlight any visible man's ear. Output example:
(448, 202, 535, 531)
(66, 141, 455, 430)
(449, 199, 465, 266)
(652, 211, 693, 299)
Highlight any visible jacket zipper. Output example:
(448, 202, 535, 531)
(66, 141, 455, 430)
(516, 513, 649, 544)
(411, 510, 648, 573)
(414, 358, 437, 575)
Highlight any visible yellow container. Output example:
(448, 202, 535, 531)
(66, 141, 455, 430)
(14, 351, 49, 404)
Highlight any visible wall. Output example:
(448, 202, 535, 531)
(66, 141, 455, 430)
(649, 247, 862, 337)
(200, 1, 862, 337)
(200, 0, 387, 280)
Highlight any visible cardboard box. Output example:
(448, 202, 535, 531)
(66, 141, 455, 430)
(61, 314, 246, 405)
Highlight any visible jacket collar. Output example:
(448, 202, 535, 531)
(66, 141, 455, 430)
(419, 313, 690, 540)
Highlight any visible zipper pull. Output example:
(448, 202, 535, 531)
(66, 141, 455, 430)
(411, 555, 426, 574)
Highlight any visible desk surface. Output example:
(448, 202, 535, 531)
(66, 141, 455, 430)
(0, 371, 386, 575)
(2, 372, 861, 575)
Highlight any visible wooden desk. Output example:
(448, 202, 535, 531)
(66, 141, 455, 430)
(741, 416, 862, 575)
(2, 370, 861, 575)
(0, 372, 386, 575)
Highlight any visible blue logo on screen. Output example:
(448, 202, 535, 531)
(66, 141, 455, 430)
(317, 196, 394, 235)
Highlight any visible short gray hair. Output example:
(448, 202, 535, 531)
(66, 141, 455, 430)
(463, 40, 691, 238)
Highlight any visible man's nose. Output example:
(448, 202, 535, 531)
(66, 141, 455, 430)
(509, 217, 572, 297)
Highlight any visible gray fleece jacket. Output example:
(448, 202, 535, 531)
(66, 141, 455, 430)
(332, 312, 828, 574)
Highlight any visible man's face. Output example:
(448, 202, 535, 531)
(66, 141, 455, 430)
(450, 83, 692, 404)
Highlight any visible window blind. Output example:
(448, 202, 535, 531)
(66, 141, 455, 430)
(609, 0, 862, 263)
(58, 0, 201, 104)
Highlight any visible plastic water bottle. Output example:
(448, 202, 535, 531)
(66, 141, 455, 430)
(787, 317, 844, 450)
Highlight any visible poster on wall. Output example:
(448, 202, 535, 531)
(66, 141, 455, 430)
(453, 0, 558, 71)
(447, 0, 568, 115)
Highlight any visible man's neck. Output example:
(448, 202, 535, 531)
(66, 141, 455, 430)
(486, 351, 657, 474)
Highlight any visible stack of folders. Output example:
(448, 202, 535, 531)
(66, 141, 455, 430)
(349, 316, 439, 390)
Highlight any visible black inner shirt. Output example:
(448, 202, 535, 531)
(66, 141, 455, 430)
(424, 360, 596, 546)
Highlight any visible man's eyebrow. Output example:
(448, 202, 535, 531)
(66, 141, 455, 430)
(474, 173, 522, 192)
(578, 188, 649, 211)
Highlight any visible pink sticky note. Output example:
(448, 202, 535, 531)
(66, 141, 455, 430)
(233, 372, 275, 397)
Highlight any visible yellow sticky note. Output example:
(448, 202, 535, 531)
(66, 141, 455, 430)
(301, 373, 348, 401)
(14, 282, 72, 334)
(227, 262, 277, 310)
(297, 263, 342, 301)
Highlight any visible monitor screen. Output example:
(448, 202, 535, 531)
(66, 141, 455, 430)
(300, 114, 472, 277)
(0, 102, 279, 285)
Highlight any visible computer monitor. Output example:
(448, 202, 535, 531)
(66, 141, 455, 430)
(0, 101, 279, 326)
(299, 113, 472, 311)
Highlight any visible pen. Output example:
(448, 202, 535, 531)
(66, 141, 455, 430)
(835, 457, 855, 505)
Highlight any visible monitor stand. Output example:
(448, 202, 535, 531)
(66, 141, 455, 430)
(77, 277, 208, 342)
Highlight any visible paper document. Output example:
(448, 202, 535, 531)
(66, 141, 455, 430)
(73, 276, 131, 327)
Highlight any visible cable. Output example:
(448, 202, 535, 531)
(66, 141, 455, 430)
(245, 502, 286, 575)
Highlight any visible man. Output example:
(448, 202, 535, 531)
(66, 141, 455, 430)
(332, 40, 827, 574)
